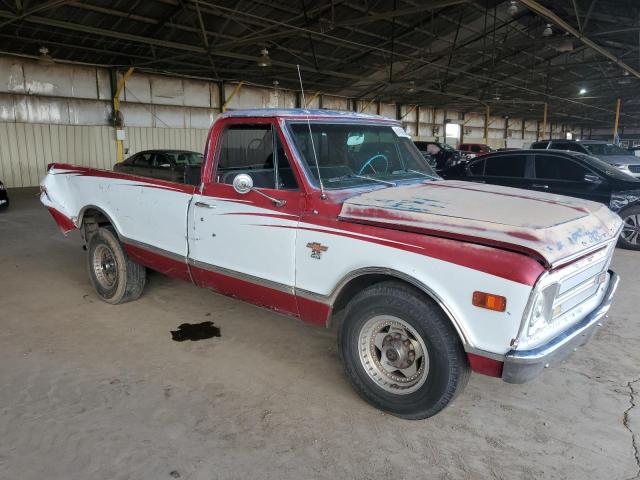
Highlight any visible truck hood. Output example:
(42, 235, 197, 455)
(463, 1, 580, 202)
(339, 180, 622, 267)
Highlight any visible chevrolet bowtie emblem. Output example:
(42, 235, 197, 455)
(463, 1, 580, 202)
(306, 241, 328, 260)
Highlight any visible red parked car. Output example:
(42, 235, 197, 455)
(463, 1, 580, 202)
(458, 143, 494, 158)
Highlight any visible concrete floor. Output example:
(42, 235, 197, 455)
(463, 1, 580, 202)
(1, 188, 639, 480)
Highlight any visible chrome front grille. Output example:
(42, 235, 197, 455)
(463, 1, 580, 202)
(551, 246, 613, 320)
(628, 165, 640, 173)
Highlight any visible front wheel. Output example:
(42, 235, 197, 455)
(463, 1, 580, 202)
(618, 205, 640, 250)
(87, 227, 146, 304)
(338, 281, 470, 419)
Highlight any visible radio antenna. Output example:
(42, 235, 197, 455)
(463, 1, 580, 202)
(297, 64, 325, 199)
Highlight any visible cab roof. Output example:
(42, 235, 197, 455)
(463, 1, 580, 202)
(218, 108, 398, 123)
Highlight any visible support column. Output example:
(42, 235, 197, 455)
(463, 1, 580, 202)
(112, 67, 134, 163)
(504, 116, 509, 148)
(483, 106, 490, 144)
(613, 98, 621, 143)
(542, 102, 548, 140)
(221, 81, 244, 113)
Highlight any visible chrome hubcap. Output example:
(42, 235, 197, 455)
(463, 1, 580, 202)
(622, 214, 640, 245)
(93, 244, 118, 288)
(358, 315, 429, 395)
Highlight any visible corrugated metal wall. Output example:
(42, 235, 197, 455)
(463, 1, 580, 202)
(0, 55, 581, 187)
(0, 123, 208, 188)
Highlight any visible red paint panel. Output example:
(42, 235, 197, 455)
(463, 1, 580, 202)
(467, 353, 504, 378)
(296, 296, 332, 326)
(297, 215, 545, 286)
(50, 164, 196, 194)
(47, 207, 76, 234)
(190, 264, 299, 318)
(123, 243, 192, 283)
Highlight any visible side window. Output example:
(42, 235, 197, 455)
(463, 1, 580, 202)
(123, 154, 136, 165)
(215, 124, 297, 190)
(550, 142, 568, 150)
(565, 143, 586, 153)
(530, 142, 546, 149)
(133, 153, 153, 166)
(535, 155, 590, 181)
(152, 153, 172, 168)
(471, 145, 481, 153)
(216, 124, 275, 189)
(468, 158, 485, 175)
(274, 133, 298, 190)
(484, 155, 527, 177)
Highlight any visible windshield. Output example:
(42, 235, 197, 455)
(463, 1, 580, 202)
(441, 143, 456, 151)
(169, 152, 203, 165)
(288, 122, 437, 189)
(582, 143, 632, 156)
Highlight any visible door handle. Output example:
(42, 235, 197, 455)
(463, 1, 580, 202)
(532, 184, 549, 189)
(194, 201, 215, 208)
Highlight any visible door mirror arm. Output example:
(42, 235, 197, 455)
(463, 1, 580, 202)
(232, 173, 287, 207)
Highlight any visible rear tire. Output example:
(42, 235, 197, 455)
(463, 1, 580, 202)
(618, 205, 640, 250)
(338, 281, 470, 420)
(87, 227, 146, 304)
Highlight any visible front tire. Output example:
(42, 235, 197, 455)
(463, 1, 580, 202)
(87, 227, 146, 304)
(338, 281, 469, 420)
(618, 205, 640, 250)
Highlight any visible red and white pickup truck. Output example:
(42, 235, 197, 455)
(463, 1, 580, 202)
(41, 109, 622, 419)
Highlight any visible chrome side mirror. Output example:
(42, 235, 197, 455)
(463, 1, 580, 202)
(233, 173, 253, 194)
(231, 172, 286, 207)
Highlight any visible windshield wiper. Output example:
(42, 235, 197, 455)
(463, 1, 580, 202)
(392, 169, 440, 180)
(326, 174, 396, 187)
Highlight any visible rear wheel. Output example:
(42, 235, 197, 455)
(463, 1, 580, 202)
(338, 281, 470, 419)
(87, 227, 146, 304)
(618, 205, 640, 250)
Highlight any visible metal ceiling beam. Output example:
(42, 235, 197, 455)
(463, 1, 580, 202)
(519, 0, 640, 80)
(0, 0, 72, 29)
(335, 0, 468, 27)
(0, 10, 382, 84)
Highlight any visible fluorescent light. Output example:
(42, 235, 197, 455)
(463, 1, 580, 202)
(579, 88, 587, 95)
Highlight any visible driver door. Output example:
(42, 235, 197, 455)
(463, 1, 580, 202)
(188, 120, 303, 315)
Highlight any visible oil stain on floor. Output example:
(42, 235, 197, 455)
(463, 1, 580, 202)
(171, 321, 221, 342)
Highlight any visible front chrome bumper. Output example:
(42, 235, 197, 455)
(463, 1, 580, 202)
(502, 270, 620, 384)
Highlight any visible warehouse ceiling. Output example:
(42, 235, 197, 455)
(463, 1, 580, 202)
(0, 0, 639, 127)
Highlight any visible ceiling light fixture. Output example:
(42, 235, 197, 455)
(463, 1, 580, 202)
(542, 24, 553, 37)
(257, 48, 272, 67)
(579, 88, 587, 95)
(38, 46, 54, 65)
(508, 1, 518, 16)
(407, 81, 416, 93)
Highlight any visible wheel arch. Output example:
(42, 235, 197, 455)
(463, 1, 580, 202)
(326, 267, 470, 347)
(78, 205, 123, 243)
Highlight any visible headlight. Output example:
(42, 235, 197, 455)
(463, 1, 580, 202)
(525, 283, 560, 339)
